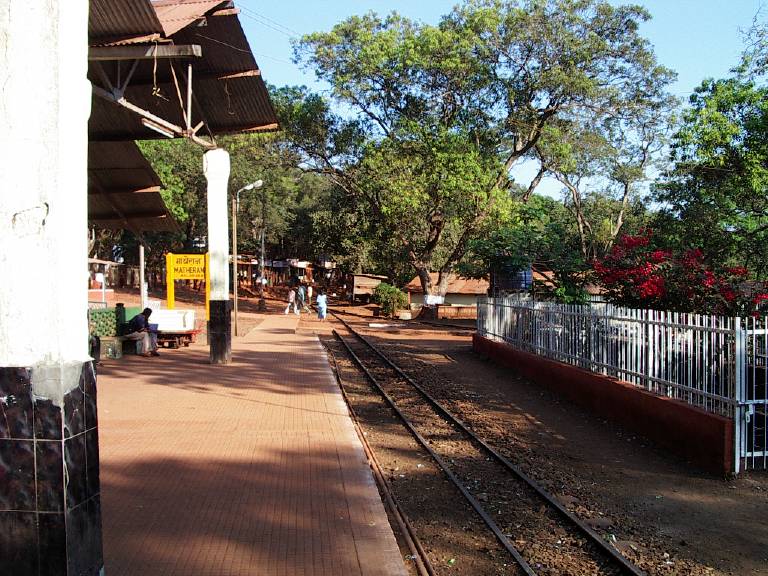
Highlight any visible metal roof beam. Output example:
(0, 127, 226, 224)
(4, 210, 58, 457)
(224, 122, 280, 133)
(93, 84, 185, 135)
(87, 186, 162, 195)
(124, 69, 261, 87)
(211, 8, 240, 16)
(93, 73, 216, 150)
(89, 44, 202, 61)
(90, 211, 170, 221)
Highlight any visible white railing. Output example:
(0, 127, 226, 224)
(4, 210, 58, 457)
(478, 297, 768, 471)
(477, 297, 738, 417)
(739, 316, 768, 470)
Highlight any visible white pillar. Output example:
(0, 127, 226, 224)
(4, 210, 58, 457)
(203, 148, 231, 300)
(0, 0, 91, 367)
(203, 148, 232, 364)
(140, 243, 147, 309)
(0, 2, 103, 573)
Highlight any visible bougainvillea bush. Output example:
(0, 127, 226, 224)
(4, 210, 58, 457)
(594, 231, 765, 315)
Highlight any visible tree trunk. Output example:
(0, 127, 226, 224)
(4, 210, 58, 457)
(435, 271, 450, 298)
(416, 265, 433, 297)
(560, 177, 594, 260)
(606, 180, 632, 253)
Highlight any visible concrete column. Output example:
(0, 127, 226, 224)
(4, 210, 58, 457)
(203, 149, 232, 364)
(0, 1, 102, 575)
(139, 244, 147, 309)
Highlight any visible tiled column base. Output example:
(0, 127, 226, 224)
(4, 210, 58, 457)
(0, 363, 103, 575)
(208, 300, 232, 364)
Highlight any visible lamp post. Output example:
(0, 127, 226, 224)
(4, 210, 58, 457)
(232, 179, 263, 336)
(258, 190, 267, 311)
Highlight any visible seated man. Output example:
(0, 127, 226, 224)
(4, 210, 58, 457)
(124, 308, 159, 357)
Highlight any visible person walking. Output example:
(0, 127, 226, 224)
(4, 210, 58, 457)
(316, 289, 328, 321)
(284, 287, 299, 315)
(296, 283, 306, 314)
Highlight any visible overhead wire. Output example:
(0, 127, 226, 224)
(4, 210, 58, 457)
(194, 5, 298, 66)
(238, 4, 300, 38)
(195, 33, 252, 54)
(251, 52, 295, 66)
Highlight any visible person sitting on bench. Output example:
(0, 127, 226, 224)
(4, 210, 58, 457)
(125, 308, 160, 357)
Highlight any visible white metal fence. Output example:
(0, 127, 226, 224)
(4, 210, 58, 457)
(477, 297, 768, 471)
(740, 317, 768, 470)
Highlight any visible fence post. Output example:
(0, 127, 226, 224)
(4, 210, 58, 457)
(734, 316, 744, 475)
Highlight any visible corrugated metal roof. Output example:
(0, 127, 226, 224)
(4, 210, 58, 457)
(152, 0, 230, 36)
(88, 0, 278, 141)
(88, 141, 177, 233)
(405, 274, 490, 295)
(89, 0, 164, 45)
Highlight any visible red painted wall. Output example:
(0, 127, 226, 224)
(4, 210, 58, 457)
(473, 334, 734, 476)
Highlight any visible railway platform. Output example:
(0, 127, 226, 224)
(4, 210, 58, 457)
(96, 313, 407, 576)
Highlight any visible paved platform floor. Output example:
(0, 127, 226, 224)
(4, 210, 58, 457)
(97, 314, 406, 576)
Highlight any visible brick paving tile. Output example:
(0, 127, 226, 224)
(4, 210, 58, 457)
(97, 314, 407, 576)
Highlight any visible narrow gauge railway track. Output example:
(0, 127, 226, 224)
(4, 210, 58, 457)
(331, 307, 475, 332)
(330, 313, 645, 576)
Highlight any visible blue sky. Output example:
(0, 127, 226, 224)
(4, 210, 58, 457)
(235, 0, 764, 195)
(238, 0, 764, 98)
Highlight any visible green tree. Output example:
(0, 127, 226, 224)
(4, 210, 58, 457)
(285, 0, 671, 296)
(133, 132, 332, 272)
(460, 194, 601, 298)
(533, 94, 674, 260)
(654, 77, 768, 276)
(373, 283, 408, 316)
(138, 138, 208, 251)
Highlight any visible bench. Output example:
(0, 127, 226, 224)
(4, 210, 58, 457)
(100, 335, 129, 359)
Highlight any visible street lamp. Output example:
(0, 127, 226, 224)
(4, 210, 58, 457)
(257, 191, 267, 312)
(232, 179, 263, 336)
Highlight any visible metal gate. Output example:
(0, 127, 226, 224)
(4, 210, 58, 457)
(736, 319, 768, 472)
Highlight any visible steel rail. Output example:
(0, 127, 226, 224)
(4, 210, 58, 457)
(333, 329, 537, 576)
(332, 307, 475, 332)
(327, 346, 435, 576)
(332, 313, 646, 576)
(415, 319, 476, 331)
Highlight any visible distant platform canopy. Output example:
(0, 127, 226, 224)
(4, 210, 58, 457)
(88, 141, 177, 233)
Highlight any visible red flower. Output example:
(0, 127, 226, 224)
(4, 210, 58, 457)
(720, 287, 736, 302)
(682, 248, 703, 266)
(726, 266, 748, 277)
(593, 260, 606, 275)
(752, 293, 768, 305)
(637, 276, 665, 299)
(620, 234, 650, 250)
(650, 249, 670, 263)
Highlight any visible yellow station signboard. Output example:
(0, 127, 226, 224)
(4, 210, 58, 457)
(166, 253, 210, 319)
(170, 254, 206, 279)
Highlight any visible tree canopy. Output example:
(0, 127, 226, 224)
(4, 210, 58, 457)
(92, 133, 330, 271)
(653, 78, 768, 276)
(282, 0, 673, 295)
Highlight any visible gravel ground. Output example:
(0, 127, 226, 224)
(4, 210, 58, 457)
(327, 336, 521, 575)
(318, 310, 768, 576)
